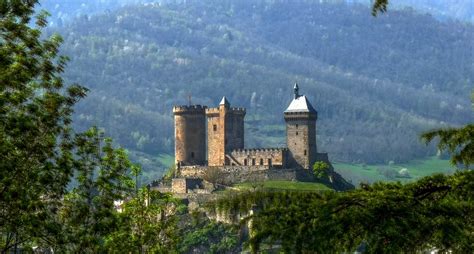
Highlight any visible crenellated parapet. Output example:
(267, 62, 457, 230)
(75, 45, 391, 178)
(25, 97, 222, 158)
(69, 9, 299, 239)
(205, 107, 246, 116)
(229, 107, 246, 115)
(173, 105, 207, 115)
(231, 148, 288, 155)
(204, 107, 219, 116)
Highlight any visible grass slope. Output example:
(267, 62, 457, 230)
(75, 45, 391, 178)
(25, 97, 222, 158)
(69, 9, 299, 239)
(334, 156, 457, 185)
(234, 180, 332, 192)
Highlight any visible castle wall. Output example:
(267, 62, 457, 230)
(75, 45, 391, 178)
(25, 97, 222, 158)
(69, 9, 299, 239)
(179, 165, 311, 184)
(171, 178, 205, 194)
(173, 105, 207, 166)
(225, 110, 245, 151)
(229, 148, 288, 167)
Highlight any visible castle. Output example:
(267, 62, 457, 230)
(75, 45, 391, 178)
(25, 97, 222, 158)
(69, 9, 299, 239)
(162, 83, 354, 194)
(173, 83, 320, 171)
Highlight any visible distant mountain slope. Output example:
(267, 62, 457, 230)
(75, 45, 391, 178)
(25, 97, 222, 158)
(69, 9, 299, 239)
(41, 0, 474, 25)
(52, 1, 473, 178)
(356, 0, 474, 23)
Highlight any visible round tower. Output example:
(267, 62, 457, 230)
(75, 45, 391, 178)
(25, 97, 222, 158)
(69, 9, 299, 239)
(173, 105, 207, 166)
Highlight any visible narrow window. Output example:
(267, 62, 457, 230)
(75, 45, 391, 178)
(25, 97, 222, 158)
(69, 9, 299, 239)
(296, 132, 298, 136)
(244, 159, 247, 166)
(268, 159, 272, 167)
(252, 158, 256, 166)
(213, 124, 217, 131)
(304, 150, 307, 156)
(296, 124, 298, 129)
(260, 159, 263, 165)
(191, 152, 195, 158)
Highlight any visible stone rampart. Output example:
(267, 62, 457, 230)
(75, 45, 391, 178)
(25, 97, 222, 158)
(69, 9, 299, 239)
(179, 165, 311, 184)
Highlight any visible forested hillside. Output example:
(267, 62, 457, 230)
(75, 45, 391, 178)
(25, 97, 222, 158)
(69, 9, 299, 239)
(356, 0, 474, 22)
(50, 0, 473, 180)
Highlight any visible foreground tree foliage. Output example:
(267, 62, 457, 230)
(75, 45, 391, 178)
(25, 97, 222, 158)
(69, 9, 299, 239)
(213, 169, 473, 253)
(105, 188, 183, 253)
(0, 1, 87, 251)
(57, 127, 136, 252)
(422, 124, 474, 167)
(1, 2, 181, 252)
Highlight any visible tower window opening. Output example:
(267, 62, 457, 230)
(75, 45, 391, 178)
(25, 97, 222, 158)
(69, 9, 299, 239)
(191, 152, 195, 158)
(260, 159, 263, 165)
(296, 132, 298, 136)
(244, 159, 248, 166)
(268, 159, 272, 167)
(296, 124, 298, 129)
(213, 124, 217, 131)
(252, 158, 256, 166)
(304, 150, 307, 156)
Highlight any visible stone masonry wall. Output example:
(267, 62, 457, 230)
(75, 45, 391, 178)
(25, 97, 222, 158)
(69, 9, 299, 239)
(179, 165, 310, 184)
(206, 107, 225, 166)
(206, 105, 246, 166)
(285, 112, 317, 169)
(229, 148, 288, 167)
(173, 105, 207, 166)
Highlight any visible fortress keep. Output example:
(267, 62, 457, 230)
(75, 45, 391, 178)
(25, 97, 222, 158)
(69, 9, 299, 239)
(173, 83, 319, 171)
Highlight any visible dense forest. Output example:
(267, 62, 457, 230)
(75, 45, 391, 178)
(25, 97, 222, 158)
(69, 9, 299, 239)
(41, 0, 474, 25)
(356, 0, 474, 22)
(43, 0, 474, 179)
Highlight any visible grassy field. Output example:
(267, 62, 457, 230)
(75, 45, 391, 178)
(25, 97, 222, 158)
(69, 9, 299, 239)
(234, 180, 332, 192)
(333, 156, 457, 185)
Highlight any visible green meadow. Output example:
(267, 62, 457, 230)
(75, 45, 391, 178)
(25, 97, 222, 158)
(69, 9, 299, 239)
(333, 156, 457, 185)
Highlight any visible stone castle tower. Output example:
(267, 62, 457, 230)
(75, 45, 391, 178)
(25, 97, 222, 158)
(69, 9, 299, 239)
(206, 97, 246, 166)
(173, 105, 207, 166)
(284, 83, 318, 169)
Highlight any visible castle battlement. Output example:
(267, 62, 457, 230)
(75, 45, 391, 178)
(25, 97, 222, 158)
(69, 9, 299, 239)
(229, 107, 246, 114)
(231, 148, 288, 154)
(173, 105, 207, 114)
(205, 107, 219, 115)
(205, 107, 246, 115)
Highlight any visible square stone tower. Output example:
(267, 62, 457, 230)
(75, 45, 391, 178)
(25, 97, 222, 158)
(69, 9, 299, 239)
(206, 97, 246, 166)
(284, 83, 318, 169)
